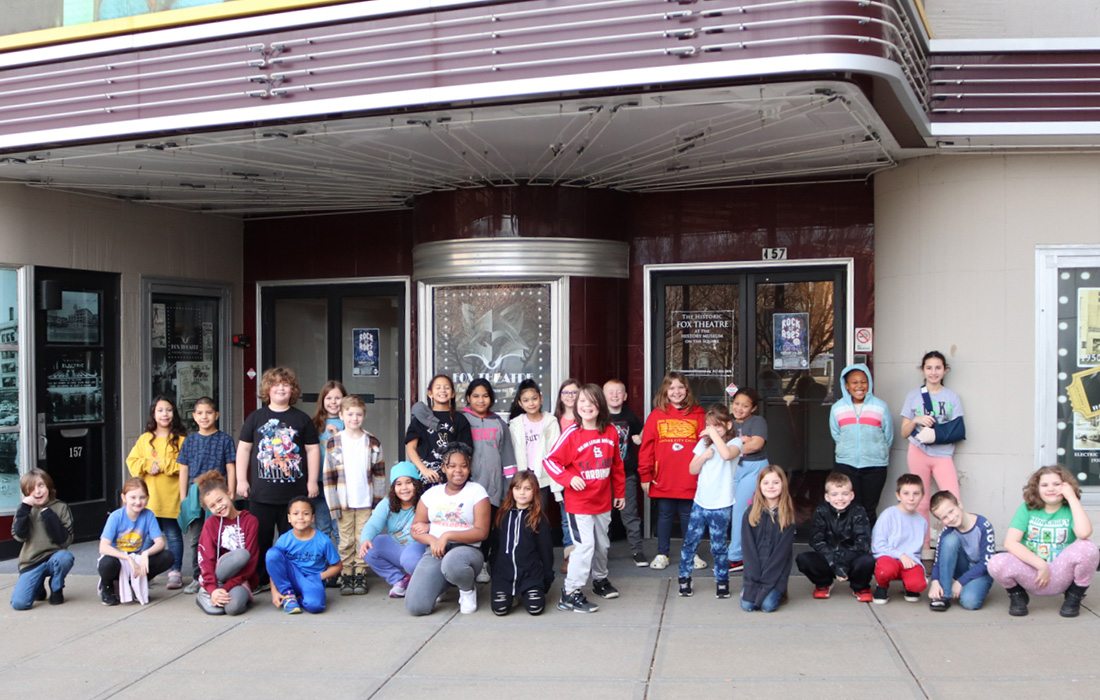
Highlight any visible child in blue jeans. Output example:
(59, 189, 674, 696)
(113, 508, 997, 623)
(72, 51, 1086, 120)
(10, 470, 74, 609)
(678, 404, 741, 599)
(927, 490, 995, 611)
(266, 497, 342, 614)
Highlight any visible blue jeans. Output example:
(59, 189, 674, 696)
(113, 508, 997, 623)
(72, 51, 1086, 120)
(560, 498, 573, 547)
(740, 588, 782, 612)
(655, 497, 692, 556)
(311, 495, 338, 547)
(158, 517, 184, 573)
(678, 504, 731, 580)
(935, 529, 993, 610)
(728, 459, 767, 561)
(11, 550, 75, 610)
(364, 534, 426, 585)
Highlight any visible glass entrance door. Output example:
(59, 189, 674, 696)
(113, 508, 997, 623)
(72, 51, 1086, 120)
(652, 266, 847, 529)
(260, 282, 406, 470)
(34, 267, 120, 541)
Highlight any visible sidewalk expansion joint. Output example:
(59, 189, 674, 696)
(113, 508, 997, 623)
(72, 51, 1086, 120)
(869, 607, 931, 699)
(642, 578, 671, 700)
(367, 607, 460, 699)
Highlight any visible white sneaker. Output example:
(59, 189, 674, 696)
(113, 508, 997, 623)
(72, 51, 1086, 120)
(475, 563, 491, 584)
(650, 554, 670, 570)
(459, 588, 478, 614)
(693, 555, 708, 570)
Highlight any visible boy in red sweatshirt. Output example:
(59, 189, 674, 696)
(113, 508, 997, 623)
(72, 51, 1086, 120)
(544, 384, 625, 613)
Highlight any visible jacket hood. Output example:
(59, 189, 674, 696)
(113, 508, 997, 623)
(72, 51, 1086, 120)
(839, 362, 874, 402)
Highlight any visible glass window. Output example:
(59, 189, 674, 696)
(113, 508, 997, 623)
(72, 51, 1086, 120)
(151, 293, 221, 430)
(0, 268, 20, 511)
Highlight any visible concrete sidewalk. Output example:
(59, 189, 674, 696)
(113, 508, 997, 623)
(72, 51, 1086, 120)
(2, 541, 1099, 699)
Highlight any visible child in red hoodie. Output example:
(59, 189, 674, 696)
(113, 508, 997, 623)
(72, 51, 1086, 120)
(544, 384, 625, 613)
(194, 472, 259, 616)
(638, 372, 706, 570)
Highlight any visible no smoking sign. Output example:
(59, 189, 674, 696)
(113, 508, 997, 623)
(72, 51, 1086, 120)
(854, 327, 873, 353)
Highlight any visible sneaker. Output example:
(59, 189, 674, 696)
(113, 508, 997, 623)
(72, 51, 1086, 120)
(35, 582, 48, 602)
(49, 587, 65, 605)
(166, 571, 183, 590)
(282, 595, 302, 615)
(183, 579, 201, 595)
(812, 585, 832, 600)
(872, 586, 889, 605)
(693, 554, 707, 570)
(558, 589, 599, 613)
(678, 577, 693, 597)
(353, 573, 369, 596)
(389, 575, 410, 599)
(650, 554, 670, 570)
(929, 598, 950, 611)
(476, 563, 491, 584)
(903, 589, 921, 603)
(853, 588, 873, 603)
(632, 551, 649, 567)
(716, 580, 730, 599)
(324, 576, 341, 589)
(593, 578, 619, 599)
(728, 559, 744, 573)
(340, 575, 355, 597)
(252, 581, 271, 595)
(100, 584, 120, 607)
(458, 588, 478, 614)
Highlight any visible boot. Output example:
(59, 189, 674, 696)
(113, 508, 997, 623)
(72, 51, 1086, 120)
(1060, 583, 1087, 618)
(1007, 585, 1029, 617)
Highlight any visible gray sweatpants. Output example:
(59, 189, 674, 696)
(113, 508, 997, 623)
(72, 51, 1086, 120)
(565, 511, 611, 592)
(195, 549, 253, 616)
(405, 546, 484, 616)
(621, 472, 644, 553)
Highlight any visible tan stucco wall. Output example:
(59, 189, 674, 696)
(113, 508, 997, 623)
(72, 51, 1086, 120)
(0, 184, 243, 483)
(924, 0, 1100, 38)
(874, 154, 1100, 535)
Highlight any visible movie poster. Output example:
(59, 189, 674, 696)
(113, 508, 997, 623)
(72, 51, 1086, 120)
(1058, 270, 1100, 486)
(46, 352, 104, 423)
(352, 328, 380, 377)
(432, 284, 551, 409)
(773, 312, 809, 370)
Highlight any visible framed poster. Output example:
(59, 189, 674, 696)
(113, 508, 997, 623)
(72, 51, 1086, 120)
(148, 289, 224, 429)
(352, 327, 380, 376)
(431, 283, 552, 408)
(773, 312, 809, 370)
(1053, 266, 1100, 486)
(46, 351, 104, 423)
(46, 291, 100, 344)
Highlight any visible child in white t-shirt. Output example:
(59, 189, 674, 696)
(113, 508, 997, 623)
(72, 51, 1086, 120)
(678, 404, 741, 599)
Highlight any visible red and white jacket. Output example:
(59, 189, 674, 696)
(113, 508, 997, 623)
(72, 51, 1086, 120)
(543, 424, 625, 515)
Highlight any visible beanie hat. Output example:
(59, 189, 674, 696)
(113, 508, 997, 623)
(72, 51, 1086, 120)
(389, 461, 421, 484)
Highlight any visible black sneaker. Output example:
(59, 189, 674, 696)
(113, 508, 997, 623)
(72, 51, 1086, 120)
(558, 589, 599, 613)
(35, 582, 48, 602)
(340, 574, 355, 597)
(49, 587, 65, 606)
(872, 586, 889, 605)
(728, 559, 744, 573)
(716, 580, 730, 599)
(929, 598, 950, 612)
(678, 577, 693, 597)
(903, 589, 921, 603)
(100, 584, 120, 607)
(1007, 585, 1030, 617)
(252, 581, 271, 595)
(632, 552, 648, 567)
(593, 578, 619, 599)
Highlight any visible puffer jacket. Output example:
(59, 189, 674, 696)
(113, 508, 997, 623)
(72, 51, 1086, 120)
(808, 501, 872, 578)
(829, 363, 893, 468)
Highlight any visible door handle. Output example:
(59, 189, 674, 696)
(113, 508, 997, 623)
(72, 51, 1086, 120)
(37, 412, 47, 460)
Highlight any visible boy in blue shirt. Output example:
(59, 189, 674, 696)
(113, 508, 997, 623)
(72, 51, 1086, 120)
(927, 490, 995, 611)
(266, 497, 342, 614)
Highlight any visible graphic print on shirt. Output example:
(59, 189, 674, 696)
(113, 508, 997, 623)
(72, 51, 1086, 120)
(658, 418, 695, 452)
(219, 522, 245, 551)
(116, 530, 143, 553)
(1028, 516, 1071, 561)
(429, 417, 457, 469)
(915, 399, 957, 423)
(612, 422, 631, 460)
(256, 418, 302, 483)
(430, 500, 471, 530)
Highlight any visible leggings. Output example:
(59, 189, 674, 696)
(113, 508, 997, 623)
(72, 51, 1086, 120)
(98, 550, 173, 587)
(679, 504, 731, 581)
(405, 545, 484, 616)
(988, 539, 1099, 595)
(906, 444, 959, 547)
(195, 549, 253, 616)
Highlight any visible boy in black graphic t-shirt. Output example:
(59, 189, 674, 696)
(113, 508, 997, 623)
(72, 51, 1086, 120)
(236, 367, 319, 589)
(604, 379, 646, 566)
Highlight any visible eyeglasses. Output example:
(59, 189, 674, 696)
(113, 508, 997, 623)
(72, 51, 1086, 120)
(561, 390, 579, 396)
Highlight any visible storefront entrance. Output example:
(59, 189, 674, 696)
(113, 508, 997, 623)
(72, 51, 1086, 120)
(648, 263, 849, 529)
(259, 280, 408, 467)
(34, 267, 120, 541)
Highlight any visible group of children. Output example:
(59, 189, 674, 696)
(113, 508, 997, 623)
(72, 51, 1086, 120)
(10, 354, 1098, 621)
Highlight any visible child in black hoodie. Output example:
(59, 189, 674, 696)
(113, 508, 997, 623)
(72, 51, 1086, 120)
(490, 471, 554, 615)
(795, 471, 875, 602)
